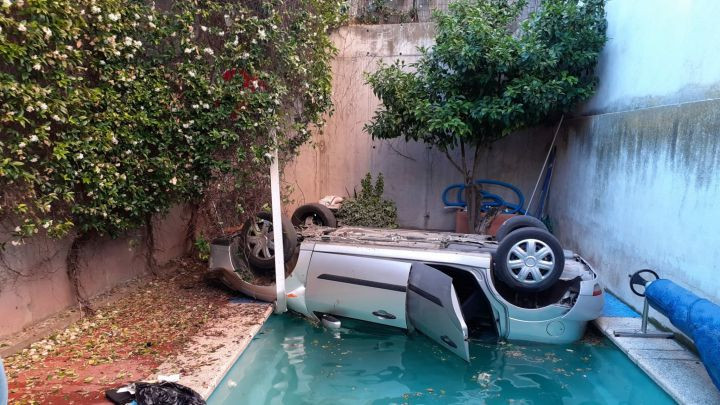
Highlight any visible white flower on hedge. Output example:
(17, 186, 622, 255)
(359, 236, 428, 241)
(241, 52, 249, 59)
(123, 36, 134, 47)
(91, 5, 101, 14)
(108, 12, 120, 21)
(42, 221, 50, 229)
(252, 80, 259, 89)
(25, 105, 34, 112)
(2, 0, 11, 9)
(258, 28, 267, 40)
(202, 103, 209, 109)
(14, 226, 20, 232)
(188, 70, 196, 78)
(75, 152, 83, 160)
(192, 104, 199, 109)
(29, 135, 38, 142)
(149, 22, 156, 29)
(169, 177, 178, 185)
(41, 26, 52, 39)
(134, 40, 142, 47)
(51, 114, 61, 121)
(18, 22, 26, 32)
(33, 63, 41, 71)
(111, 136, 118, 144)
(200, 25, 207, 32)
(203, 47, 214, 56)
(30, 157, 37, 162)
(184, 47, 193, 54)
(38, 102, 47, 111)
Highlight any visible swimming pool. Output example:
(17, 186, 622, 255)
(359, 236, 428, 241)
(208, 314, 674, 404)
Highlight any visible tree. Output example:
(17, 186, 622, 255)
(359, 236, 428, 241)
(365, 0, 606, 231)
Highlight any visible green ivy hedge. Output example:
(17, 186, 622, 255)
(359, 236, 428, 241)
(0, 0, 343, 246)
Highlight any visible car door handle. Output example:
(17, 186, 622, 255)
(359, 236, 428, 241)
(441, 335, 457, 348)
(372, 310, 396, 320)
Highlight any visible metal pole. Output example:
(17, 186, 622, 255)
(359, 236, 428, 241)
(527, 115, 564, 215)
(270, 132, 287, 313)
(641, 298, 649, 333)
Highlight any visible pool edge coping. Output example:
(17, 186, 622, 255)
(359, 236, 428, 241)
(152, 302, 274, 399)
(201, 305, 274, 399)
(593, 316, 720, 405)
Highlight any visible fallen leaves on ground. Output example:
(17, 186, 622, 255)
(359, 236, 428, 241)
(5, 259, 264, 404)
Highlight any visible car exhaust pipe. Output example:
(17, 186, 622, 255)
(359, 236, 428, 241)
(321, 314, 342, 329)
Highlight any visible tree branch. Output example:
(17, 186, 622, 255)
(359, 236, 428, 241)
(443, 149, 465, 176)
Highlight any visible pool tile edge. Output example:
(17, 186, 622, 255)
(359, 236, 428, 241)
(593, 316, 720, 405)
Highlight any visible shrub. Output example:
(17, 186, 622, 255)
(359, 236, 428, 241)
(337, 172, 398, 228)
(0, 0, 343, 243)
(0, 0, 344, 309)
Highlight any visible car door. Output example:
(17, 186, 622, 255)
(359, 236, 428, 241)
(305, 252, 410, 329)
(407, 262, 470, 361)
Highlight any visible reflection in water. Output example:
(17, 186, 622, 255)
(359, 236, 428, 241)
(209, 314, 674, 405)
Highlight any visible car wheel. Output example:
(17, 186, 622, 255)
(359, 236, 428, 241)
(494, 228, 564, 293)
(495, 215, 548, 241)
(291, 203, 337, 228)
(242, 212, 298, 270)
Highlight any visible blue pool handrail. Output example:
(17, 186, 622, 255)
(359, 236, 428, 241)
(441, 179, 526, 214)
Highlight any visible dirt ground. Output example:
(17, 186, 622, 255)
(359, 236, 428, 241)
(3, 259, 269, 404)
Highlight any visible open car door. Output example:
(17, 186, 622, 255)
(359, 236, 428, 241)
(407, 263, 470, 361)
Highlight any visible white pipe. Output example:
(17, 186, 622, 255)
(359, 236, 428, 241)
(269, 136, 287, 313)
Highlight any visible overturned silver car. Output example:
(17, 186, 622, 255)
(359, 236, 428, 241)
(209, 209, 604, 361)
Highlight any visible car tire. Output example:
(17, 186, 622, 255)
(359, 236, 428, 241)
(242, 212, 298, 270)
(494, 228, 564, 293)
(291, 203, 337, 228)
(495, 215, 548, 241)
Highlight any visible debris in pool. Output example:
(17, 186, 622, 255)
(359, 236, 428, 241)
(227, 380, 237, 388)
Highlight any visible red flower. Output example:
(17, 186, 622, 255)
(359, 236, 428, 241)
(222, 68, 236, 82)
(223, 67, 268, 92)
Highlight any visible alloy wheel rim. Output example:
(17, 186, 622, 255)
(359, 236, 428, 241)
(246, 219, 275, 259)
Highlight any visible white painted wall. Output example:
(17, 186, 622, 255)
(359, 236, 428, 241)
(585, 0, 720, 114)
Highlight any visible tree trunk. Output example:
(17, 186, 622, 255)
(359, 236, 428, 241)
(145, 214, 159, 276)
(184, 203, 199, 259)
(66, 233, 94, 316)
(465, 144, 484, 234)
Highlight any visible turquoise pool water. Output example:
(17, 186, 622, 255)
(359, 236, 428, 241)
(209, 314, 674, 404)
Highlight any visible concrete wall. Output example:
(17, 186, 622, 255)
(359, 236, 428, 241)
(284, 23, 562, 230)
(285, 23, 469, 230)
(0, 205, 190, 337)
